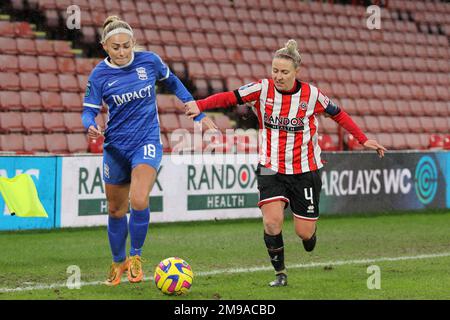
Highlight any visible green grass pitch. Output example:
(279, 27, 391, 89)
(0, 210, 449, 300)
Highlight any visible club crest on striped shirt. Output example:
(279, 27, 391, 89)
(85, 81, 91, 97)
(136, 67, 148, 80)
(266, 98, 274, 106)
(300, 101, 308, 110)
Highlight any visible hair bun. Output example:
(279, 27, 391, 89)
(285, 39, 298, 53)
(103, 15, 121, 29)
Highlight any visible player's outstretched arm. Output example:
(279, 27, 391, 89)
(185, 100, 201, 118)
(363, 139, 387, 158)
(330, 109, 387, 158)
(184, 101, 218, 131)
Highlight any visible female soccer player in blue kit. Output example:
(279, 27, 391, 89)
(82, 16, 216, 286)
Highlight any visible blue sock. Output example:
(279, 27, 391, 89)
(129, 207, 150, 257)
(107, 215, 128, 263)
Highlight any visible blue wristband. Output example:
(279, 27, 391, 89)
(193, 112, 206, 122)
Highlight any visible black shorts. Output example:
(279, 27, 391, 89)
(255, 164, 322, 221)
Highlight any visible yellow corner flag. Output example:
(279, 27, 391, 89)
(0, 174, 48, 218)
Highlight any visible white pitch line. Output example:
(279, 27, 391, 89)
(1, 252, 450, 293)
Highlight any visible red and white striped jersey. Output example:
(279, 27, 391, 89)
(236, 79, 331, 175)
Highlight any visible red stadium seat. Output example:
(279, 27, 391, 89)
(220, 34, 237, 49)
(211, 48, 229, 63)
(22, 112, 44, 133)
(346, 134, 364, 150)
(0, 21, 15, 37)
(443, 135, 450, 150)
(160, 30, 177, 45)
(214, 114, 233, 131)
(38, 56, 57, 73)
(19, 72, 39, 91)
(40, 91, 63, 112)
(219, 63, 237, 78)
(0, 91, 21, 111)
(58, 74, 79, 92)
(57, 57, 76, 73)
(391, 133, 407, 150)
(77, 75, 88, 93)
(178, 114, 195, 133)
(67, 134, 88, 153)
(39, 73, 60, 92)
(196, 46, 213, 62)
(75, 58, 94, 74)
(88, 135, 104, 153)
(53, 41, 73, 57)
(193, 79, 209, 98)
(18, 55, 38, 73)
(23, 134, 46, 153)
(434, 101, 449, 117)
(45, 133, 68, 153)
(210, 79, 224, 93)
(43, 112, 65, 133)
(404, 133, 422, 150)
(164, 45, 183, 62)
(251, 64, 268, 79)
(64, 113, 85, 133)
(377, 115, 395, 133)
(364, 116, 381, 133)
(35, 39, 55, 56)
(20, 91, 41, 111)
(144, 29, 161, 45)
(203, 62, 221, 79)
(187, 61, 205, 79)
(156, 95, 178, 113)
(409, 101, 425, 116)
(175, 31, 193, 46)
(429, 134, 444, 149)
(0, 134, 24, 152)
(190, 33, 208, 47)
(0, 54, 19, 72)
(204, 32, 222, 48)
(405, 116, 421, 133)
(61, 92, 82, 111)
(16, 38, 37, 55)
(226, 77, 242, 91)
(0, 72, 20, 90)
(159, 113, 180, 133)
(0, 37, 18, 55)
(433, 117, 448, 133)
(170, 16, 187, 31)
(391, 116, 409, 133)
(0, 112, 22, 133)
(320, 117, 339, 134)
(318, 134, 338, 151)
(376, 133, 393, 150)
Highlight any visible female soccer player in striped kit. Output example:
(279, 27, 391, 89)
(186, 39, 386, 287)
(82, 16, 216, 286)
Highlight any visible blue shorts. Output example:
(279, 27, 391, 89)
(103, 142, 163, 185)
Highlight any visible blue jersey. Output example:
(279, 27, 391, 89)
(82, 51, 193, 151)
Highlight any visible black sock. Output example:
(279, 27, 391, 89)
(264, 231, 286, 273)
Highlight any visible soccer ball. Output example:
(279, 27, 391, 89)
(154, 257, 194, 295)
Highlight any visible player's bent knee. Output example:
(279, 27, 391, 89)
(295, 228, 315, 240)
(130, 197, 149, 211)
(264, 221, 283, 235)
(108, 207, 128, 218)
